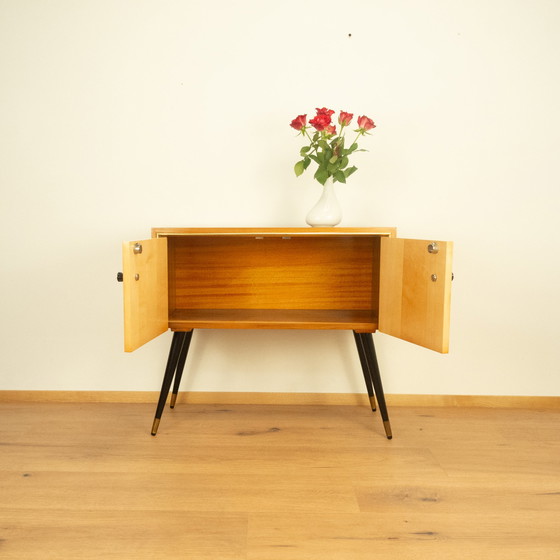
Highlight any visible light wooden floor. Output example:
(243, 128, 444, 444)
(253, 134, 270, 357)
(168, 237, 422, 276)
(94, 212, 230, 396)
(1, 402, 559, 559)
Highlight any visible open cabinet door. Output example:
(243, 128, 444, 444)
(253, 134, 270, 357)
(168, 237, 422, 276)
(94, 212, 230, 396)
(122, 237, 168, 352)
(379, 238, 453, 353)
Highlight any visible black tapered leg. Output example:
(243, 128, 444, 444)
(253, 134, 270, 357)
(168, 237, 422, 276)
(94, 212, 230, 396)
(361, 332, 392, 439)
(353, 331, 377, 412)
(151, 331, 187, 436)
(170, 330, 193, 409)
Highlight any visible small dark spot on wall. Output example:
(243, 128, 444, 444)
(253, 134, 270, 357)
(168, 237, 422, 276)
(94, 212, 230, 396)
(22, 473, 31, 477)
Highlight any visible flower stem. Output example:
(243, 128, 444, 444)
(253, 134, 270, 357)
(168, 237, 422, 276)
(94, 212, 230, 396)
(351, 130, 363, 146)
(303, 128, 320, 156)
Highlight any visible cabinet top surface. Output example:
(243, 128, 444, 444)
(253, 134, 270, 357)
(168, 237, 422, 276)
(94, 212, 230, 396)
(152, 227, 397, 238)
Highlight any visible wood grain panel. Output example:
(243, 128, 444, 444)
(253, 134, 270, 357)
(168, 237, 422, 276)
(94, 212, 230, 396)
(168, 308, 378, 330)
(379, 238, 453, 353)
(168, 236, 380, 312)
(122, 237, 168, 352)
(153, 226, 397, 238)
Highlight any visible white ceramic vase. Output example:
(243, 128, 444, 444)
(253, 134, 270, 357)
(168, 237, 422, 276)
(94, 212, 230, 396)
(305, 178, 342, 227)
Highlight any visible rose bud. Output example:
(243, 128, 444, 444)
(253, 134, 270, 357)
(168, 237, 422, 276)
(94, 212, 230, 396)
(338, 111, 353, 126)
(357, 115, 376, 131)
(290, 114, 307, 131)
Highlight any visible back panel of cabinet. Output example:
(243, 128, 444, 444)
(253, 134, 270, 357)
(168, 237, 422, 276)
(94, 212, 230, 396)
(166, 235, 381, 313)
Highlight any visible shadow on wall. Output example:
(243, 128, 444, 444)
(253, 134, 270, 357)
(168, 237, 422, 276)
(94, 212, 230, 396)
(178, 328, 364, 393)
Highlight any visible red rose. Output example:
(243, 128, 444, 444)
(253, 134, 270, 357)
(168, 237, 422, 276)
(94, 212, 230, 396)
(309, 113, 332, 131)
(338, 111, 353, 126)
(315, 107, 335, 117)
(357, 115, 376, 131)
(325, 124, 337, 135)
(290, 114, 307, 131)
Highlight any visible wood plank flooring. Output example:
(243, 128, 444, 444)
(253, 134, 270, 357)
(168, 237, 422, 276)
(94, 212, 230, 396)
(0, 402, 559, 559)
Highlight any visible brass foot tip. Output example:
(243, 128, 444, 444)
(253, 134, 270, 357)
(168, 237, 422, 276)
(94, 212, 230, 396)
(369, 396, 377, 412)
(170, 393, 177, 409)
(151, 418, 161, 436)
(383, 420, 393, 440)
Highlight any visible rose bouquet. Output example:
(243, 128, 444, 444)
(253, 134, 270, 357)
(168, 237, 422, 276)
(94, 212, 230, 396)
(290, 108, 376, 186)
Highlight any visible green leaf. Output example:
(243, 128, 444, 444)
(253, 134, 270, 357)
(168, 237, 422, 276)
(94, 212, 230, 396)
(319, 148, 332, 164)
(334, 170, 346, 183)
(314, 167, 329, 185)
(300, 146, 311, 156)
(327, 161, 338, 174)
(329, 155, 338, 164)
(340, 156, 349, 168)
(294, 160, 305, 177)
(348, 142, 358, 153)
(309, 154, 320, 164)
(344, 166, 357, 178)
(303, 157, 311, 170)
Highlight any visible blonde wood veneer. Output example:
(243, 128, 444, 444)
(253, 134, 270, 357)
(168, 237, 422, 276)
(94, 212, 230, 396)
(122, 237, 168, 352)
(379, 238, 453, 353)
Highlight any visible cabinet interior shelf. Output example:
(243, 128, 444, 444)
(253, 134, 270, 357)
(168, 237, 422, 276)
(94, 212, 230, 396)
(169, 308, 378, 331)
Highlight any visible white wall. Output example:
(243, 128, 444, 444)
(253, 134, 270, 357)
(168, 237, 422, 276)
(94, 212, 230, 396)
(1, 0, 559, 396)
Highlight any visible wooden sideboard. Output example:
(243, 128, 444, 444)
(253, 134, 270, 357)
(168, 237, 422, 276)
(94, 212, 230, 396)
(120, 227, 453, 438)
